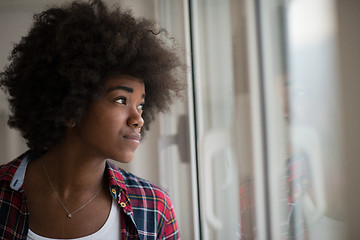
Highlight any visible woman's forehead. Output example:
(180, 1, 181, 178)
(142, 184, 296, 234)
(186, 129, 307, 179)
(105, 76, 145, 95)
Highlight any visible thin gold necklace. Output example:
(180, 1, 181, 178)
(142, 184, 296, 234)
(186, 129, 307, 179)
(41, 160, 103, 219)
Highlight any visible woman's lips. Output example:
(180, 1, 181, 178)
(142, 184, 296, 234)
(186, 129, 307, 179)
(123, 132, 141, 144)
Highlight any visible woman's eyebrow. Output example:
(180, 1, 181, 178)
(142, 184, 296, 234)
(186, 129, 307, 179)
(107, 86, 133, 93)
(107, 85, 145, 99)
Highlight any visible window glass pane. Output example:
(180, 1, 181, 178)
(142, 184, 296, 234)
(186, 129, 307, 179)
(286, 1, 345, 239)
(259, 0, 346, 239)
(191, 0, 256, 239)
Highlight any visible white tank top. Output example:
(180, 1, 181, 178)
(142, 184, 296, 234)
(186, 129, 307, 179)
(27, 200, 121, 240)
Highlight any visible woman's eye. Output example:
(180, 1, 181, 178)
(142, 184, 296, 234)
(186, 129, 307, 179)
(115, 97, 127, 105)
(137, 103, 145, 111)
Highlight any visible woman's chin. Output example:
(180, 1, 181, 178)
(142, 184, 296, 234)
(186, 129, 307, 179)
(110, 153, 135, 164)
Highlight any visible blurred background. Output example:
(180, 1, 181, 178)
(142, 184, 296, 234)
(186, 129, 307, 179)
(1, 0, 359, 239)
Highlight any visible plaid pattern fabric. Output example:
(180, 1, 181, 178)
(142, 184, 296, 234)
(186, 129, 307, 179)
(238, 181, 256, 240)
(0, 153, 29, 240)
(0, 152, 180, 240)
(278, 151, 310, 240)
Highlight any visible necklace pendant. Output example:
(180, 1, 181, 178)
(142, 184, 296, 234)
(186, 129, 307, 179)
(67, 213, 72, 218)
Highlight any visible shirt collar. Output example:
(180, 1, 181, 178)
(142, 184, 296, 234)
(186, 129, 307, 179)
(9, 151, 44, 191)
(0, 154, 23, 186)
(0, 151, 34, 191)
(105, 161, 139, 234)
(10, 155, 30, 191)
(105, 160, 133, 214)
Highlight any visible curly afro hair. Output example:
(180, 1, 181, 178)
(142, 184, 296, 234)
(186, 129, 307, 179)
(0, 0, 185, 151)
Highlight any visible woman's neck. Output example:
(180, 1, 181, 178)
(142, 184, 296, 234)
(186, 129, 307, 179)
(37, 141, 107, 198)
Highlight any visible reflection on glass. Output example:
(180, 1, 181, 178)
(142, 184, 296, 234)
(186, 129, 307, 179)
(280, 0, 346, 239)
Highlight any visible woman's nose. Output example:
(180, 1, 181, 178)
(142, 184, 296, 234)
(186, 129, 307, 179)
(127, 108, 144, 129)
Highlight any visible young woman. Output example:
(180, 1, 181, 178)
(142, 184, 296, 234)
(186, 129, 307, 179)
(0, 0, 184, 239)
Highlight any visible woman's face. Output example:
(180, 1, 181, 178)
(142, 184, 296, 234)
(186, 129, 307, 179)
(70, 76, 145, 163)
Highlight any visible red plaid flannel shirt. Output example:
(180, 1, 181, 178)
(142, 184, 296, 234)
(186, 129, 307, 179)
(0, 152, 180, 240)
